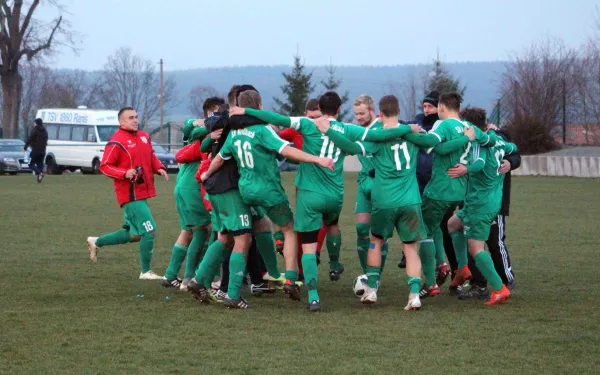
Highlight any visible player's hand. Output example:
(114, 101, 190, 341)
(314, 116, 331, 133)
(499, 160, 511, 174)
(210, 129, 223, 140)
(200, 172, 210, 182)
(229, 106, 245, 116)
(409, 124, 423, 133)
(317, 157, 335, 171)
(158, 168, 169, 182)
(125, 169, 137, 180)
(487, 123, 499, 131)
(193, 119, 205, 127)
(464, 126, 476, 141)
(447, 163, 467, 178)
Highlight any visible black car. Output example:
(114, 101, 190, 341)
(0, 139, 32, 175)
(152, 142, 179, 173)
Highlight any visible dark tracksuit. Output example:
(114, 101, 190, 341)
(468, 130, 520, 286)
(24, 125, 48, 176)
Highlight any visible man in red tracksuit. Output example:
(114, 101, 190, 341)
(277, 98, 327, 280)
(86, 107, 169, 280)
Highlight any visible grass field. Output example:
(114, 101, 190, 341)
(1, 173, 599, 374)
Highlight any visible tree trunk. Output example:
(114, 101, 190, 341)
(1, 70, 23, 139)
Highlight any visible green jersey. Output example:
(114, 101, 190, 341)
(423, 118, 493, 202)
(176, 125, 209, 190)
(357, 135, 421, 209)
(289, 117, 366, 198)
(465, 139, 517, 212)
(219, 125, 289, 207)
(356, 120, 382, 184)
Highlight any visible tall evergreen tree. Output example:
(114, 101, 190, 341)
(427, 55, 467, 96)
(273, 55, 314, 116)
(321, 63, 351, 121)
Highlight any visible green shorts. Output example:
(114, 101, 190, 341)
(421, 197, 462, 238)
(456, 208, 497, 241)
(240, 187, 293, 227)
(355, 178, 373, 214)
(175, 187, 211, 230)
(122, 200, 157, 236)
(263, 201, 294, 227)
(294, 189, 342, 232)
(371, 204, 425, 242)
(207, 190, 265, 234)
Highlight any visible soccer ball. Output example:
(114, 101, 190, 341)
(352, 274, 368, 297)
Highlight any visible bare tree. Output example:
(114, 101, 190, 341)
(20, 60, 54, 134)
(0, 0, 75, 138)
(188, 85, 220, 117)
(99, 47, 176, 129)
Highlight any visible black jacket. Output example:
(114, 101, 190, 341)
(203, 111, 266, 195)
(498, 129, 521, 216)
(24, 125, 48, 155)
(411, 113, 438, 193)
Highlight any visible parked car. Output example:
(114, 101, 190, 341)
(152, 142, 179, 173)
(0, 139, 32, 175)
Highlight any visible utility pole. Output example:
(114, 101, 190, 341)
(159, 58, 164, 139)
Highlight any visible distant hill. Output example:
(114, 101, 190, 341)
(163, 61, 507, 121)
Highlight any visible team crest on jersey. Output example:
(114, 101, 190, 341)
(140, 136, 148, 144)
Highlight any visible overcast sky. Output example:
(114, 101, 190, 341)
(38, 0, 599, 71)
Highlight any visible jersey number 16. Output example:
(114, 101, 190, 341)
(234, 140, 254, 169)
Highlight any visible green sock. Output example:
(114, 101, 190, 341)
(164, 243, 188, 280)
(365, 266, 381, 288)
(356, 246, 368, 274)
(273, 230, 284, 243)
(138, 234, 154, 273)
(474, 252, 503, 291)
(196, 240, 227, 287)
(407, 276, 422, 294)
(356, 224, 370, 274)
(450, 231, 468, 268)
(184, 228, 208, 279)
(285, 270, 298, 283)
(326, 233, 342, 271)
(96, 229, 133, 247)
(302, 254, 319, 302)
(227, 252, 247, 300)
(381, 241, 389, 274)
(255, 231, 281, 278)
(419, 240, 436, 286)
(433, 228, 446, 266)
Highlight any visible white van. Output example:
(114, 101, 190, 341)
(36, 107, 120, 174)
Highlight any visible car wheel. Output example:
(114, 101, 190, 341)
(46, 157, 63, 175)
(92, 159, 100, 174)
(9, 172, 17, 176)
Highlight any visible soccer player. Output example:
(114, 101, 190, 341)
(202, 90, 334, 308)
(401, 93, 497, 296)
(445, 107, 516, 305)
(161, 97, 223, 290)
(230, 91, 419, 311)
(86, 107, 168, 280)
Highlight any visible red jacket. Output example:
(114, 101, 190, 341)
(175, 140, 212, 212)
(99, 128, 166, 207)
(196, 155, 212, 212)
(279, 128, 303, 149)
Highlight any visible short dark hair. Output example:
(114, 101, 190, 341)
(460, 107, 487, 130)
(378, 95, 400, 117)
(305, 98, 319, 112)
(227, 85, 240, 105)
(202, 96, 225, 117)
(118, 107, 135, 119)
(237, 90, 262, 109)
(439, 93, 462, 112)
(318, 91, 342, 116)
(34, 118, 43, 126)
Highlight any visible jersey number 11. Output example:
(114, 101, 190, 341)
(391, 142, 411, 170)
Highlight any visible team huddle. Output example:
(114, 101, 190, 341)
(86, 84, 517, 312)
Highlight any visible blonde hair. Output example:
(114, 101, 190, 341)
(237, 90, 262, 109)
(353, 94, 375, 110)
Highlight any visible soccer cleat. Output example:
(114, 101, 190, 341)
(404, 293, 422, 311)
(224, 295, 250, 309)
(398, 254, 406, 269)
(450, 266, 472, 288)
(360, 287, 378, 304)
(210, 288, 227, 303)
(484, 285, 511, 306)
(275, 240, 284, 256)
(264, 274, 285, 289)
(179, 278, 191, 291)
(307, 300, 321, 312)
(419, 283, 440, 298)
(87, 237, 99, 263)
(436, 262, 451, 286)
(458, 284, 490, 300)
(507, 279, 517, 291)
(161, 277, 182, 289)
(250, 282, 278, 296)
(329, 263, 345, 281)
(283, 279, 301, 301)
(188, 279, 212, 303)
(139, 270, 162, 280)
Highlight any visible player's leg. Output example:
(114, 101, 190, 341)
(323, 199, 344, 281)
(273, 230, 285, 255)
(87, 203, 139, 263)
(441, 206, 458, 273)
(265, 202, 298, 286)
(419, 198, 446, 293)
(432, 227, 451, 285)
(252, 209, 283, 283)
(447, 210, 471, 294)
(397, 205, 427, 308)
(465, 212, 510, 305)
(487, 214, 515, 289)
(355, 181, 372, 274)
(181, 191, 212, 289)
(163, 188, 193, 288)
(126, 200, 161, 279)
(362, 206, 393, 304)
(458, 253, 490, 300)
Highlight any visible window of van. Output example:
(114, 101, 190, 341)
(58, 125, 71, 141)
(71, 126, 86, 142)
(97, 125, 119, 142)
(46, 124, 59, 140)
